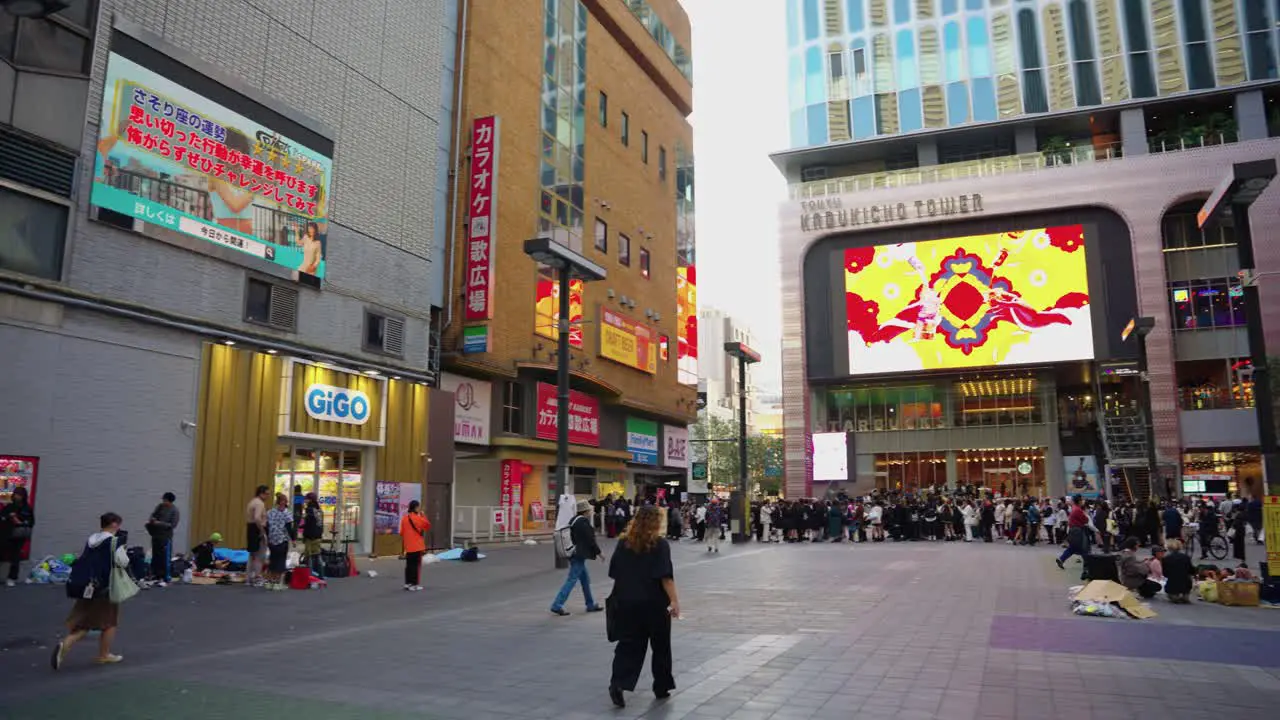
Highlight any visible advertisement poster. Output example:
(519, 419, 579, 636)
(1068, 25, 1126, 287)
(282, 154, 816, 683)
(664, 425, 690, 468)
(626, 418, 659, 464)
(844, 226, 1094, 375)
(464, 116, 500, 320)
(1064, 455, 1101, 498)
(677, 266, 698, 385)
(92, 51, 333, 280)
(599, 307, 657, 374)
(535, 382, 600, 446)
(440, 372, 492, 445)
(534, 274, 584, 348)
(1265, 497, 1279, 577)
(0, 456, 37, 560)
(374, 482, 400, 535)
(812, 433, 849, 482)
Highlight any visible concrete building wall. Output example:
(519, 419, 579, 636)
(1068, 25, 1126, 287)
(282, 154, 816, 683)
(0, 302, 200, 558)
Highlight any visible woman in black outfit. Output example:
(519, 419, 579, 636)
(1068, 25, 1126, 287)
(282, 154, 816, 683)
(608, 506, 680, 708)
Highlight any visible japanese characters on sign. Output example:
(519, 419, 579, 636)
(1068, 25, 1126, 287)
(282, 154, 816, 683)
(464, 116, 500, 321)
(535, 382, 600, 447)
(663, 425, 689, 468)
(91, 49, 332, 280)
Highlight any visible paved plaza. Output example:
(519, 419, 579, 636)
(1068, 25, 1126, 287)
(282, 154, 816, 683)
(1, 537, 1277, 719)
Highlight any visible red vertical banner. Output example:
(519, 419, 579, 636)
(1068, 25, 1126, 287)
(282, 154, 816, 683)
(500, 459, 524, 528)
(464, 116, 500, 321)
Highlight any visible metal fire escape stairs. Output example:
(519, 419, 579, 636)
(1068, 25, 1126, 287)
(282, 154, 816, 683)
(1097, 405, 1152, 501)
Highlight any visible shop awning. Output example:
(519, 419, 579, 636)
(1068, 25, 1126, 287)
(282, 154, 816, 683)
(490, 437, 630, 472)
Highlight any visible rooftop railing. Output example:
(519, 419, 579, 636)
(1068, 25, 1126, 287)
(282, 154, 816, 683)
(790, 142, 1123, 200)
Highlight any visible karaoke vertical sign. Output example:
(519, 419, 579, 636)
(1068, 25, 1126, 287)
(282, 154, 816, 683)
(464, 116, 500, 321)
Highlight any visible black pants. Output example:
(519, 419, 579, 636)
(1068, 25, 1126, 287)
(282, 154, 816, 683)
(611, 603, 675, 693)
(150, 536, 172, 581)
(3, 538, 24, 581)
(979, 520, 992, 542)
(405, 551, 424, 586)
(695, 521, 706, 541)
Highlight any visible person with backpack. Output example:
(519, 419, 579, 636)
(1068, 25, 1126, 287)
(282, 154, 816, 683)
(145, 492, 180, 586)
(550, 500, 605, 616)
(52, 512, 132, 669)
(300, 493, 325, 577)
(1, 486, 34, 587)
(400, 499, 431, 592)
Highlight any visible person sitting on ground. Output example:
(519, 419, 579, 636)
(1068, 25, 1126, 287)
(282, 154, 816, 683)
(1161, 539, 1195, 604)
(1118, 536, 1161, 599)
(191, 532, 228, 572)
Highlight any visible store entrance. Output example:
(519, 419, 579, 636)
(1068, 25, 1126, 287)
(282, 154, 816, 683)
(274, 445, 365, 547)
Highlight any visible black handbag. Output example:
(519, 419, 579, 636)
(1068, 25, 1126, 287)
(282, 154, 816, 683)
(605, 594, 619, 643)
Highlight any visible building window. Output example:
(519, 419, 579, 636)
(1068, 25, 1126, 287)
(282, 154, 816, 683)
(594, 217, 608, 252)
(641, 130, 649, 163)
(621, 112, 630, 146)
(363, 311, 406, 357)
(1017, 9, 1049, 113)
(1169, 278, 1246, 331)
(0, 187, 68, 280)
(1161, 204, 1235, 249)
(1122, 0, 1156, 97)
(598, 91, 608, 126)
(619, 232, 631, 266)
(243, 277, 299, 331)
(658, 145, 667, 181)
(640, 247, 650, 279)
(1242, 0, 1278, 81)
(0, 0, 96, 76)
(502, 381, 524, 434)
(1178, 0, 1214, 90)
(1067, 0, 1102, 106)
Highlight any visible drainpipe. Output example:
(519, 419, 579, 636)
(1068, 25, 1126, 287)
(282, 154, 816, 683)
(443, 0, 471, 335)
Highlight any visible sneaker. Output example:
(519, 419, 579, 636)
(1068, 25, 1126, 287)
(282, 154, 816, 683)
(1055, 558, 1065, 570)
(609, 685, 625, 708)
(4, 580, 14, 588)
(93, 654, 123, 665)
(412, 586, 424, 592)
(585, 605, 603, 613)
(50, 640, 66, 671)
(404, 584, 414, 591)
(155, 581, 168, 588)
(550, 608, 570, 616)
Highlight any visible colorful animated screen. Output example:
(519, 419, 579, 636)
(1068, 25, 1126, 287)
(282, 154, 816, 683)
(844, 225, 1094, 375)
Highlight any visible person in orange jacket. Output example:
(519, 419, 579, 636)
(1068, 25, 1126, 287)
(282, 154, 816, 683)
(400, 501, 431, 592)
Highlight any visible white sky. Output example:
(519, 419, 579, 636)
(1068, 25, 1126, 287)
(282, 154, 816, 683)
(684, 0, 789, 393)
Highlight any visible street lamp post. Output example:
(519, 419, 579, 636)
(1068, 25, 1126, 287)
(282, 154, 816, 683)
(523, 238, 606, 569)
(1197, 159, 1278, 496)
(723, 340, 760, 543)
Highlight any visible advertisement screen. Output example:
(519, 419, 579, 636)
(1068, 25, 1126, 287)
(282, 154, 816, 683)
(1063, 455, 1100, 498)
(677, 266, 698, 385)
(534, 274, 584, 348)
(812, 432, 849, 482)
(92, 46, 333, 280)
(599, 307, 657, 375)
(845, 225, 1093, 375)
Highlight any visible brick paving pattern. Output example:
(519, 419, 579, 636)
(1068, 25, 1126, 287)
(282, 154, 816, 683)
(0, 538, 1277, 719)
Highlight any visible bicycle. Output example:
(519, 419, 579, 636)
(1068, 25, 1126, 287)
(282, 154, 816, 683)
(1184, 522, 1229, 561)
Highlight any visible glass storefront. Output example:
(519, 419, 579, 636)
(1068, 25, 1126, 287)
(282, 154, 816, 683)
(1182, 450, 1261, 497)
(821, 374, 1047, 432)
(274, 445, 364, 543)
(863, 447, 1046, 495)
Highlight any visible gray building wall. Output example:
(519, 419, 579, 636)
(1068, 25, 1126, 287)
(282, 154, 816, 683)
(70, 0, 449, 364)
(0, 299, 200, 558)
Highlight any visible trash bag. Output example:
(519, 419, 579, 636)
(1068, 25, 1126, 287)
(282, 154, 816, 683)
(286, 551, 300, 570)
(1072, 601, 1117, 617)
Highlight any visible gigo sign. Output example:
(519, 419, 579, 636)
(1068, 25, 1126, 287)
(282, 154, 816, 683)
(305, 384, 371, 425)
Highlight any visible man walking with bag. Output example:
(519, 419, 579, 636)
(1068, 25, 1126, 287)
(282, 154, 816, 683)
(550, 500, 605, 616)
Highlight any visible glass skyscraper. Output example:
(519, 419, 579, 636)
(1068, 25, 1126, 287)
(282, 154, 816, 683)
(787, 0, 1280, 148)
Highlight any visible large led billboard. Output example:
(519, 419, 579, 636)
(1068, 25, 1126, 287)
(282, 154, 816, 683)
(844, 225, 1093, 375)
(812, 432, 849, 482)
(92, 39, 333, 281)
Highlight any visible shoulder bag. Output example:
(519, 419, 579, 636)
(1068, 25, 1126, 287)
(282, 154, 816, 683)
(108, 538, 140, 604)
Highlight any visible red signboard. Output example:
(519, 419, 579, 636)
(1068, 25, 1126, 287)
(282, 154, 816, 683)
(535, 382, 600, 446)
(464, 116, 500, 321)
(499, 459, 525, 528)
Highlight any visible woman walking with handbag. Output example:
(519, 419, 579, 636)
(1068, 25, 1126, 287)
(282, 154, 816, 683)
(607, 505, 680, 708)
(1, 486, 34, 586)
(51, 512, 137, 669)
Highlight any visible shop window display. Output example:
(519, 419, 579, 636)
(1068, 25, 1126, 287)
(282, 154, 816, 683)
(274, 446, 363, 545)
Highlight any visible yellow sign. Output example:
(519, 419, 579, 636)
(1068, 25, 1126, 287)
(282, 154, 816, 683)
(1266, 496, 1280, 577)
(599, 307, 657, 374)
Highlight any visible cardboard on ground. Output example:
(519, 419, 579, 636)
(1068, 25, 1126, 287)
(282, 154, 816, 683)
(1075, 580, 1158, 619)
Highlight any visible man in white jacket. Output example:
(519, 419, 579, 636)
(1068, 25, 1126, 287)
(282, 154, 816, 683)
(759, 501, 773, 543)
(961, 502, 978, 542)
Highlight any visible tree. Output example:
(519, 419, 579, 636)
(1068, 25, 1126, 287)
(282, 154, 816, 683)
(691, 415, 784, 497)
